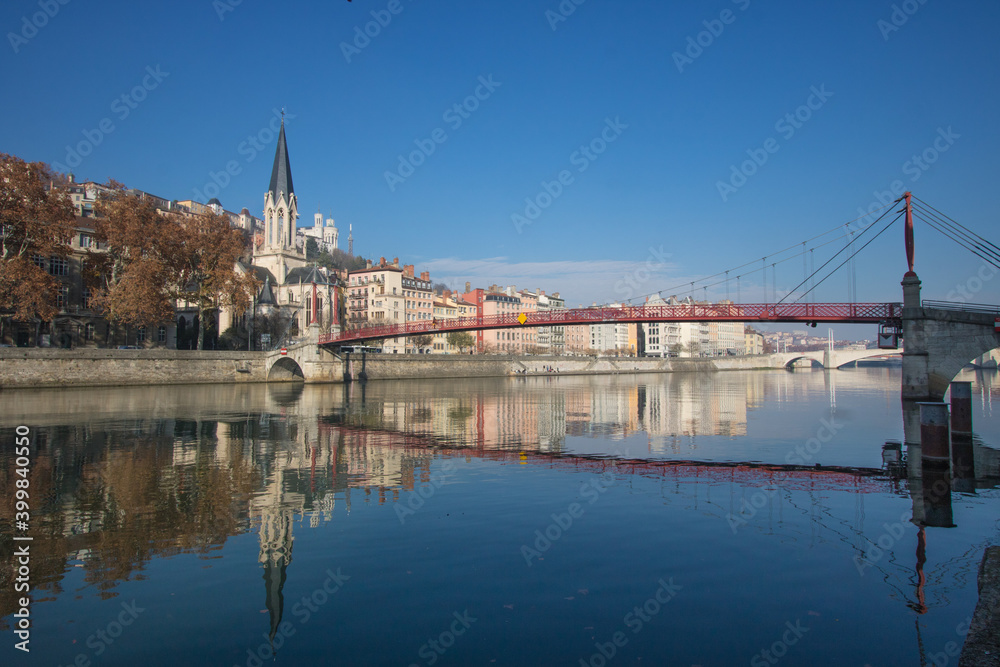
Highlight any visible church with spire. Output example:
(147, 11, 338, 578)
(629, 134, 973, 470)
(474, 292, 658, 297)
(254, 117, 305, 283)
(224, 117, 342, 342)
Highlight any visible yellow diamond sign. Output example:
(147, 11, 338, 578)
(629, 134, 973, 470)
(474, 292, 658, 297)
(517, 312, 527, 325)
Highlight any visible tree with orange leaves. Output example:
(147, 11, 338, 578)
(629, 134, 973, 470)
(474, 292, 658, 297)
(173, 210, 258, 350)
(90, 187, 257, 349)
(89, 183, 181, 334)
(0, 154, 76, 336)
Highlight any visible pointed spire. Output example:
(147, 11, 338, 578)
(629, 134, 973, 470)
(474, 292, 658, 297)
(268, 119, 294, 201)
(258, 276, 276, 305)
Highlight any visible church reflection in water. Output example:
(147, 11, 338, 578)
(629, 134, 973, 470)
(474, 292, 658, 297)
(1, 370, 998, 640)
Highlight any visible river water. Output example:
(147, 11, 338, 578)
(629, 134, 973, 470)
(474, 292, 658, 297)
(1, 367, 999, 666)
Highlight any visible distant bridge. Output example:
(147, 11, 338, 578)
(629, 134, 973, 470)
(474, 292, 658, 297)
(777, 347, 903, 369)
(319, 302, 902, 347)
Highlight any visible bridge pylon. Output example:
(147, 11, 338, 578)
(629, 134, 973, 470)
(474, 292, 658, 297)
(901, 271, 1000, 401)
(900, 272, 929, 401)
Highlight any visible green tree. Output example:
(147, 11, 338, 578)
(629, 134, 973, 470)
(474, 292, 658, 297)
(317, 248, 368, 272)
(410, 334, 433, 351)
(305, 237, 319, 261)
(447, 331, 474, 352)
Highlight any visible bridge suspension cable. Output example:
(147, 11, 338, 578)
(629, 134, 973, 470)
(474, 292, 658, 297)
(658, 230, 878, 303)
(632, 203, 896, 305)
(911, 196, 1000, 270)
(784, 209, 904, 304)
(777, 205, 902, 305)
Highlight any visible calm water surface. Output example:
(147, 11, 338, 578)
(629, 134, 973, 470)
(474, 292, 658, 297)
(1, 368, 999, 666)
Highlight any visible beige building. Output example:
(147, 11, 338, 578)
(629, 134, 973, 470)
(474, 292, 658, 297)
(535, 290, 566, 354)
(483, 290, 524, 353)
(348, 260, 406, 353)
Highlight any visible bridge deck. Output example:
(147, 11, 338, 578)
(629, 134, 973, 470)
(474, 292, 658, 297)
(322, 302, 902, 346)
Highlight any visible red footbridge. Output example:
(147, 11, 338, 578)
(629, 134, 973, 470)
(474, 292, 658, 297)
(319, 302, 902, 347)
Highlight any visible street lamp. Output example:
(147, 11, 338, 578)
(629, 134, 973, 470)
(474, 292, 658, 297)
(248, 292, 257, 351)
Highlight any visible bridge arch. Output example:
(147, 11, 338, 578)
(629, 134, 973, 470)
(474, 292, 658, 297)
(268, 356, 305, 382)
(924, 335, 998, 399)
(903, 298, 1000, 400)
(831, 349, 903, 369)
(783, 355, 823, 369)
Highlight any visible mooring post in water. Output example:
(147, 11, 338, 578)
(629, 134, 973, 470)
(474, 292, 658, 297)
(949, 381, 972, 436)
(918, 402, 955, 527)
(918, 402, 950, 466)
(949, 381, 975, 492)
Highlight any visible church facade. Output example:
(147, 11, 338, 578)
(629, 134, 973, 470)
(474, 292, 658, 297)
(221, 120, 342, 346)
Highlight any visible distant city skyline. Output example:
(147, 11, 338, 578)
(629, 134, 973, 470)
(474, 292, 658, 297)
(4, 0, 998, 334)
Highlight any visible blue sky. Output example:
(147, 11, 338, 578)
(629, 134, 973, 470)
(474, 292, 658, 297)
(3, 0, 999, 334)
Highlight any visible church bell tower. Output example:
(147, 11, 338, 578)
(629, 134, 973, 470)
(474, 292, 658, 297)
(263, 117, 297, 252)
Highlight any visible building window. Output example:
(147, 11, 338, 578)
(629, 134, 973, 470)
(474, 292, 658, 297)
(136, 327, 146, 343)
(80, 234, 93, 248)
(49, 256, 68, 276)
(32, 254, 45, 270)
(158, 326, 166, 343)
(81, 288, 91, 310)
(56, 285, 69, 310)
(84, 323, 95, 340)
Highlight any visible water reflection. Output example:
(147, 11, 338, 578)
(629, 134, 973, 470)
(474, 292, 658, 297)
(1, 369, 998, 664)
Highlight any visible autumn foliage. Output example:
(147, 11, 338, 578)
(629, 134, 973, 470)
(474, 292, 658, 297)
(90, 184, 179, 326)
(2, 153, 258, 344)
(0, 154, 76, 321)
(172, 210, 258, 349)
(90, 186, 257, 348)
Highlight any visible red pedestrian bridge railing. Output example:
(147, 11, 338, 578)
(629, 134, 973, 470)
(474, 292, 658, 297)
(319, 302, 902, 346)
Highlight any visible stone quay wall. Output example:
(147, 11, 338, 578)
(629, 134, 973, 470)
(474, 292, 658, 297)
(352, 354, 784, 382)
(0, 348, 271, 389)
(0, 348, 790, 390)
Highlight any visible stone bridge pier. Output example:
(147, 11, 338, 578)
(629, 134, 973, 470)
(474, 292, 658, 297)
(901, 272, 1000, 401)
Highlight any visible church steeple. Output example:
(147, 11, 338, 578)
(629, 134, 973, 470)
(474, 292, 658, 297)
(263, 116, 298, 252)
(268, 119, 294, 202)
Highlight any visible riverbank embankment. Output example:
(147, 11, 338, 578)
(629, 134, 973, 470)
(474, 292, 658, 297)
(961, 546, 1000, 666)
(0, 347, 791, 389)
(0, 348, 272, 388)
